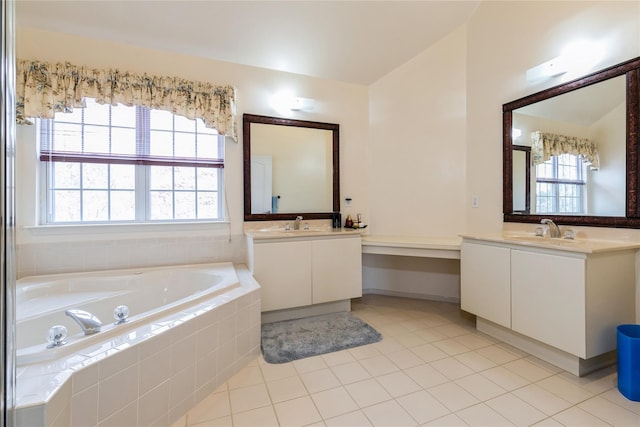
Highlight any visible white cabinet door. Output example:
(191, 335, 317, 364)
(511, 250, 586, 357)
(253, 240, 312, 311)
(312, 237, 362, 304)
(461, 242, 511, 328)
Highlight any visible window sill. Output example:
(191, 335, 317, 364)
(20, 221, 231, 242)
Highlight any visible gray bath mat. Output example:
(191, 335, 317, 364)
(261, 311, 382, 364)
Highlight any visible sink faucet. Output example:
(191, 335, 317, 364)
(65, 309, 102, 335)
(541, 219, 561, 238)
(294, 216, 303, 230)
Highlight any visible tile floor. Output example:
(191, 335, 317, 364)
(171, 295, 640, 426)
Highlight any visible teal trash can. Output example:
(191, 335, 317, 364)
(617, 324, 640, 401)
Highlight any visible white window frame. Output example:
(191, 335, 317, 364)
(535, 153, 586, 214)
(38, 100, 225, 225)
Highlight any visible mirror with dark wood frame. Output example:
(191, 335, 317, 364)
(503, 57, 640, 228)
(243, 113, 340, 221)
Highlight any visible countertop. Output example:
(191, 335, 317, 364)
(461, 233, 640, 254)
(245, 226, 365, 240)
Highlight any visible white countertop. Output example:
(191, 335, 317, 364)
(461, 233, 640, 254)
(361, 235, 461, 259)
(245, 227, 365, 240)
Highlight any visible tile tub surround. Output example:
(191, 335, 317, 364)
(17, 233, 247, 278)
(15, 265, 261, 427)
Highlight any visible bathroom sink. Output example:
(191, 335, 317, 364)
(503, 235, 576, 244)
(247, 226, 362, 239)
(503, 234, 581, 248)
(500, 234, 640, 253)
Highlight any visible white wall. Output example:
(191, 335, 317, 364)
(15, 28, 369, 277)
(368, 25, 467, 238)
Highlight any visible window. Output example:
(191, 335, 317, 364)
(535, 153, 585, 214)
(39, 98, 224, 224)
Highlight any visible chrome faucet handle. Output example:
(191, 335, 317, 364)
(47, 325, 68, 348)
(113, 305, 130, 324)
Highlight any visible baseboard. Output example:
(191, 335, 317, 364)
(362, 288, 460, 304)
(261, 300, 351, 324)
(477, 318, 616, 377)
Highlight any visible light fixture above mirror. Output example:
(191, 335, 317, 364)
(503, 56, 640, 228)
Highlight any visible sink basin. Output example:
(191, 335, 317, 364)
(255, 228, 325, 233)
(504, 235, 577, 245)
(463, 233, 640, 254)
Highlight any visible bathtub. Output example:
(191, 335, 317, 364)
(15, 262, 261, 427)
(17, 262, 239, 364)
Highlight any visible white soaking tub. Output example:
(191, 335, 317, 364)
(15, 262, 261, 427)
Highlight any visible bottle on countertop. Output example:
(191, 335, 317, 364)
(345, 214, 353, 228)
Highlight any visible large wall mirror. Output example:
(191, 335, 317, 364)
(243, 114, 340, 221)
(503, 57, 640, 228)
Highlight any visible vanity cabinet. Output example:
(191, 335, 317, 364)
(511, 249, 635, 359)
(251, 240, 312, 311)
(312, 237, 362, 305)
(461, 238, 636, 363)
(460, 242, 511, 328)
(247, 234, 362, 312)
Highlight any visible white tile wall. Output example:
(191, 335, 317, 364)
(17, 234, 247, 278)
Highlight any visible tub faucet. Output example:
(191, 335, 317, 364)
(541, 218, 561, 238)
(294, 216, 303, 230)
(65, 309, 102, 335)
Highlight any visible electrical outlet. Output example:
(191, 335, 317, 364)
(471, 195, 479, 208)
(345, 197, 352, 207)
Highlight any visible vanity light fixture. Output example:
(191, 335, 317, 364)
(526, 40, 605, 82)
(271, 91, 315, 113)
(526, 57, 568, 82)
(289, 96, 315, 111)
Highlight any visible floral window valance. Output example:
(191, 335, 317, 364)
(16, 60, 237, 141)
(531, 131, 600, 170)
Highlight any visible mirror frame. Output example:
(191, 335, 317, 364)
(243, 113, 340, 221)
(503, 57, 640, 228)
